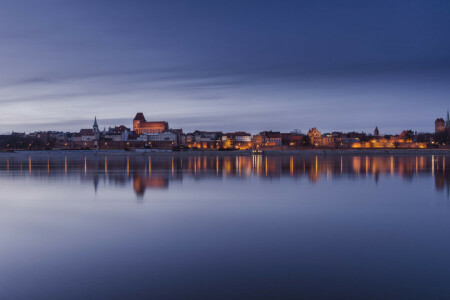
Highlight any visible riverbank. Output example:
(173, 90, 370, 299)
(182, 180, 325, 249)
(1, 149, 450, 158)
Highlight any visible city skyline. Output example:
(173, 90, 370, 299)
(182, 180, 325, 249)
(0, 0, 449, 134)
(1, 110, 449, 136)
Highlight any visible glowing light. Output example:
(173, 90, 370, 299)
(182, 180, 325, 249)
(365, 156, 369, 175)
(216, 156, 219, 176)
(127, 156, 130, 176)
(390, 156, 394, 176)
(290, 156, 293, 176)
(416, 156, 418, 174)
(194, 157, 197, 175)
(315, 156, 318, 176)
(432, 155, 435, 177)
(265, 156, 268, 176)
(149, 157, 152, 175)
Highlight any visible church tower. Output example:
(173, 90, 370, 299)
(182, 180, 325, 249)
(374, 126, 379, 137)
(446, 110, 450, 128)
(93, 116, 99, 133)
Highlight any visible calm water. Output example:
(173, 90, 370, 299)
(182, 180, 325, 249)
(1, 153, 450, 299)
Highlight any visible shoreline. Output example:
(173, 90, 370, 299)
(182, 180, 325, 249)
(1, 149, 450, 157)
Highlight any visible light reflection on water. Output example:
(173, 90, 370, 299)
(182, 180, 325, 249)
(1, 154, 449, 197)
(0, 153, 450, 299)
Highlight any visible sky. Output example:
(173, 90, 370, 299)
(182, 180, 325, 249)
(0, 0, 449, 134)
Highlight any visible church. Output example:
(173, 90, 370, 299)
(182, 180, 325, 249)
(133, 113, 169, 134)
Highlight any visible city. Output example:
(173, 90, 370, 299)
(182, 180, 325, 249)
(1, 111, 449, 151)
(1, 0, 450, 299)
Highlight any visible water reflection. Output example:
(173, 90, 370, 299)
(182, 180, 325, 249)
(1, 154, 449, 197)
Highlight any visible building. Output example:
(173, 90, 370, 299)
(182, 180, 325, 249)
(71, 133, 82, 142)
(226, 132, 252, 149)
(374, 126, 379, 137)
(146, 132, 178, 145)
(194, 131, 224, 142)
(435, 110, 450, 134)
(229, 132, 252, 142)
(435, 118, 446, 133)
(321, 133, 338, 148)
(169, 129, 184, 146)
(234, 132, 252, 143)
(307, 128, 322, 146)
(186, 131, 227, 149)
(79, 129, 96, 142)
(133, 113, 169, 134)
(75, 118, 100, 142)
(288, 134, 304, 146)
(265, 133, 282, 146)
(447, 110, 450, 128)
(93, 116, 99, 134)
(104, 126, 130, 142)
(259, 131, 282, 146)
(252, 135, 263, 148)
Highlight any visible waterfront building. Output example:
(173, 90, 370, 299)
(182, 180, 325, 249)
(374, 126, 379, 137)
(307, 128, 322, 146)
(226, 132, 252, 149)
(184, 133, 194, 144)
(288, 134, 304, 146)
(136, 134, 149, 142)
(49, 131, 66, 141)
(435, 110, 450, 134)
(186, 131, 227, 149)
(80, 129, 97, 142)
(104, 126, 130, 142)
(133, 113, 168, 134)
(73, 117, 101, 143)
(252, 135, 263, 149)
(435, 118, 446, 133)
(93, 116, 99, 134)
(447, 110, 450, 128)
(194, 131, 224, 142)
(229, 132, 252, 142)
(321, 133, 338, 148)
(168, 129, 184, 146)
(146, 132, 178, 145)
(259, 131, 282, 146)
(71, 133, 82, 142)
(266, 133, 282, 146)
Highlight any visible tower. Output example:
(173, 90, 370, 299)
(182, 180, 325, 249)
(374, 126, 379, 137)
(93, 116, 99, 133)
(446, 109, 450, 128)
(133, 112, 146, 134)
(435, 118, 445, 133)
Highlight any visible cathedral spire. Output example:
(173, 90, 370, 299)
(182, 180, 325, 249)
(446, 109, 450, 127)
(93, 116, 99, 133)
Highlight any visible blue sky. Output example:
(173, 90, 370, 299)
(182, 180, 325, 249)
(0, 0, 449, 134)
